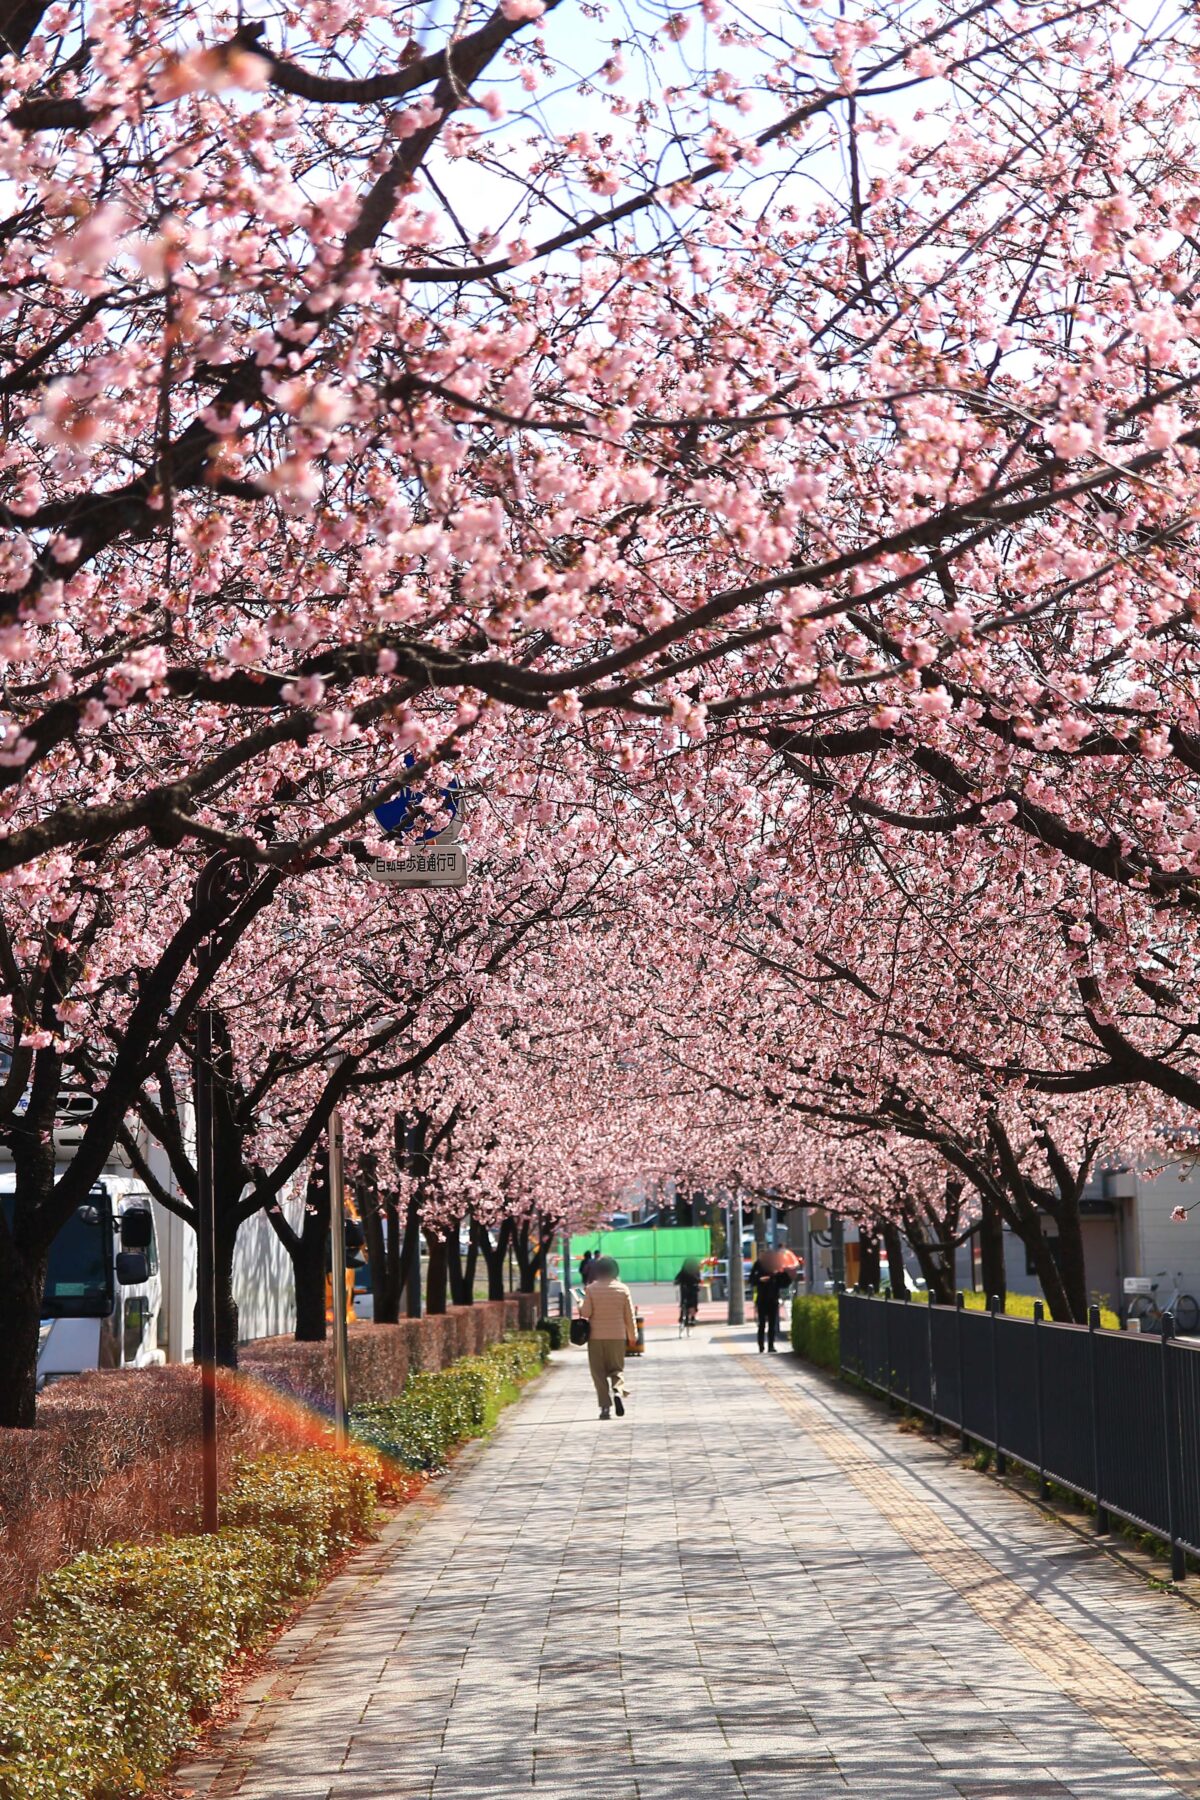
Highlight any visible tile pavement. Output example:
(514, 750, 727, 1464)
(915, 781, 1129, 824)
(177, 1323, 1200, 1799)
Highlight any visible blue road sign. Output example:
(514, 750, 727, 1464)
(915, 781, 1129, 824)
(373, 753, 461, 844)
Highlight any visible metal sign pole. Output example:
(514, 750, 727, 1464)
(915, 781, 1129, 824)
(194, 1002, 219, 1533)
(727, 1191, 746, 1326)
(328, 1110, 351, 1446)
(562, 1232, 572, 1318)
(190, 851, 250, 1536)
(539, 1220, 550, 1319)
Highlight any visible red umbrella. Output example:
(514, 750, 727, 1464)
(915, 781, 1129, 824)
(763, 1247, 800, 1274)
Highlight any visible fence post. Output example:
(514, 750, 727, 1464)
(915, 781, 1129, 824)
(1087, 1304, 1108, 1534)
(1033, 1300, 1048, 1499)
(884, 1294, 896, 1408)
(928, 1294, 939, 1434)
(903, 1286, 911, 1410)
(989, 1295, 1006, 1475)
(956, 1291, 969, 1451)
(1161, 1316, 1186, 1581)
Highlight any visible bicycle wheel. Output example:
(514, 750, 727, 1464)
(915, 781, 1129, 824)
(1173, 1293, 1200, 1335)
(1128, 1295, 1154, 1324)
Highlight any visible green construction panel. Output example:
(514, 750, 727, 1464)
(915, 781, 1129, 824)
(569, 1226, 710, 1285)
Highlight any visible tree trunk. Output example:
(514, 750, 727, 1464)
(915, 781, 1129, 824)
(475, 1219, 507, 1300)
(363, 1187, 404, 1325)
(1021, 1217, 1075, 1323)
(906, 1228, 955, 1305)
(881, 1222, 908, 1299)
(447, 1220, 472, 1305)
(381, 1190, 405, 1324)
(0, 1237, 46, 1428)
(858, 1227, 881, 1291)
(1053, 1197, 1088, 1323)
(979, 1195, 1007, 1308)
(426, 1232, 448, 1315)
(513, 1220, 539, 1293)
(194, 1210, 241, 1368)
(293, 1188, 329, 1342)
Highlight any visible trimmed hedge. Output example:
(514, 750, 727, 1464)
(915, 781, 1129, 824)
(352, 1332, 546, 1471)
(0, 1336, 547, 1800)
(0, 1450, 377, 1800)
(790, 1295, 841, 1370)
(537, 1316, 569, 1352)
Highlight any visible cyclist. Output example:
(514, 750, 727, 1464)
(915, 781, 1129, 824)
(674, 1257, 702, 1328)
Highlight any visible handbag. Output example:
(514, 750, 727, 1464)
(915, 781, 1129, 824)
(569, 1317, 590, 1346)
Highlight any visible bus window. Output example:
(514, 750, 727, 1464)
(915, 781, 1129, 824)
(122, 1295, 149, 1363)
(1, 1189, 114, 1318)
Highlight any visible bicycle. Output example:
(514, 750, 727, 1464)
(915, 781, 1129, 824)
(678, 1297, 699, 1338)
(1125, 1272, 1200, 1336)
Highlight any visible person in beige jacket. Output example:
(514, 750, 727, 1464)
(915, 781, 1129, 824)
(579, 1258, 637, 1419)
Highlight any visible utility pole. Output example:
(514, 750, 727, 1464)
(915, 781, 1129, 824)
(727, 1191, 746, 1326)
(562, 1231, 572, 1317)
(328, 1107, 350, 1446)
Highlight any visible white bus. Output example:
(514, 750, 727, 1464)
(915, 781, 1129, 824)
(1, 1171, 165, 1383)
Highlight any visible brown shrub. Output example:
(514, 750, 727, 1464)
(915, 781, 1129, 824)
(0, 1298, 537, 1626)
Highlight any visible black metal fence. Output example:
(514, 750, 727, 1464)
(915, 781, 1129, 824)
(838, 1291, 1200, 1579)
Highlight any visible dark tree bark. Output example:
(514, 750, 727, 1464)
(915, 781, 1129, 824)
(425, 1230, 449, 1315)
(475, 1218, 508, 1300)
(513, 1219, 541, 1293)
(0, 1243, 46, 1428)
(446, 1217, 472, 1305)
(979, 1193, 1007, 1307)
(858, 1227, 881, 1292)
(906, 1227, 956, 1305)
(293, 1161, 330, 1342)
(881, 1222, 908, 1299)
(356, 1152, 405, 1326)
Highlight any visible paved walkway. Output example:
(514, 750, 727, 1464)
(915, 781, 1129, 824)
(181, 1325, 1200, 1800)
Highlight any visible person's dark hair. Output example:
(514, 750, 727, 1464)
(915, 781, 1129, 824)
(595, 1256, 620, 1278)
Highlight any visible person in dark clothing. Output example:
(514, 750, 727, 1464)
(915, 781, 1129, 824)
(674, 1257, 702, 1325)
(750, 1254, 792, 1352)
(578, 1249, 599, 1287)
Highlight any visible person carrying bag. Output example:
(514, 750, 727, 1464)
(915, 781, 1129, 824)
(577, 1257, 637, 1419)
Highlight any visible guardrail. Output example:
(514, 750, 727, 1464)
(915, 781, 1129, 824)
(838, 1290, 1200, 1579)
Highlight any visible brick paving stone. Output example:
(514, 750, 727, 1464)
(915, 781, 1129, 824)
(175, 1324, 1200, 1800)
